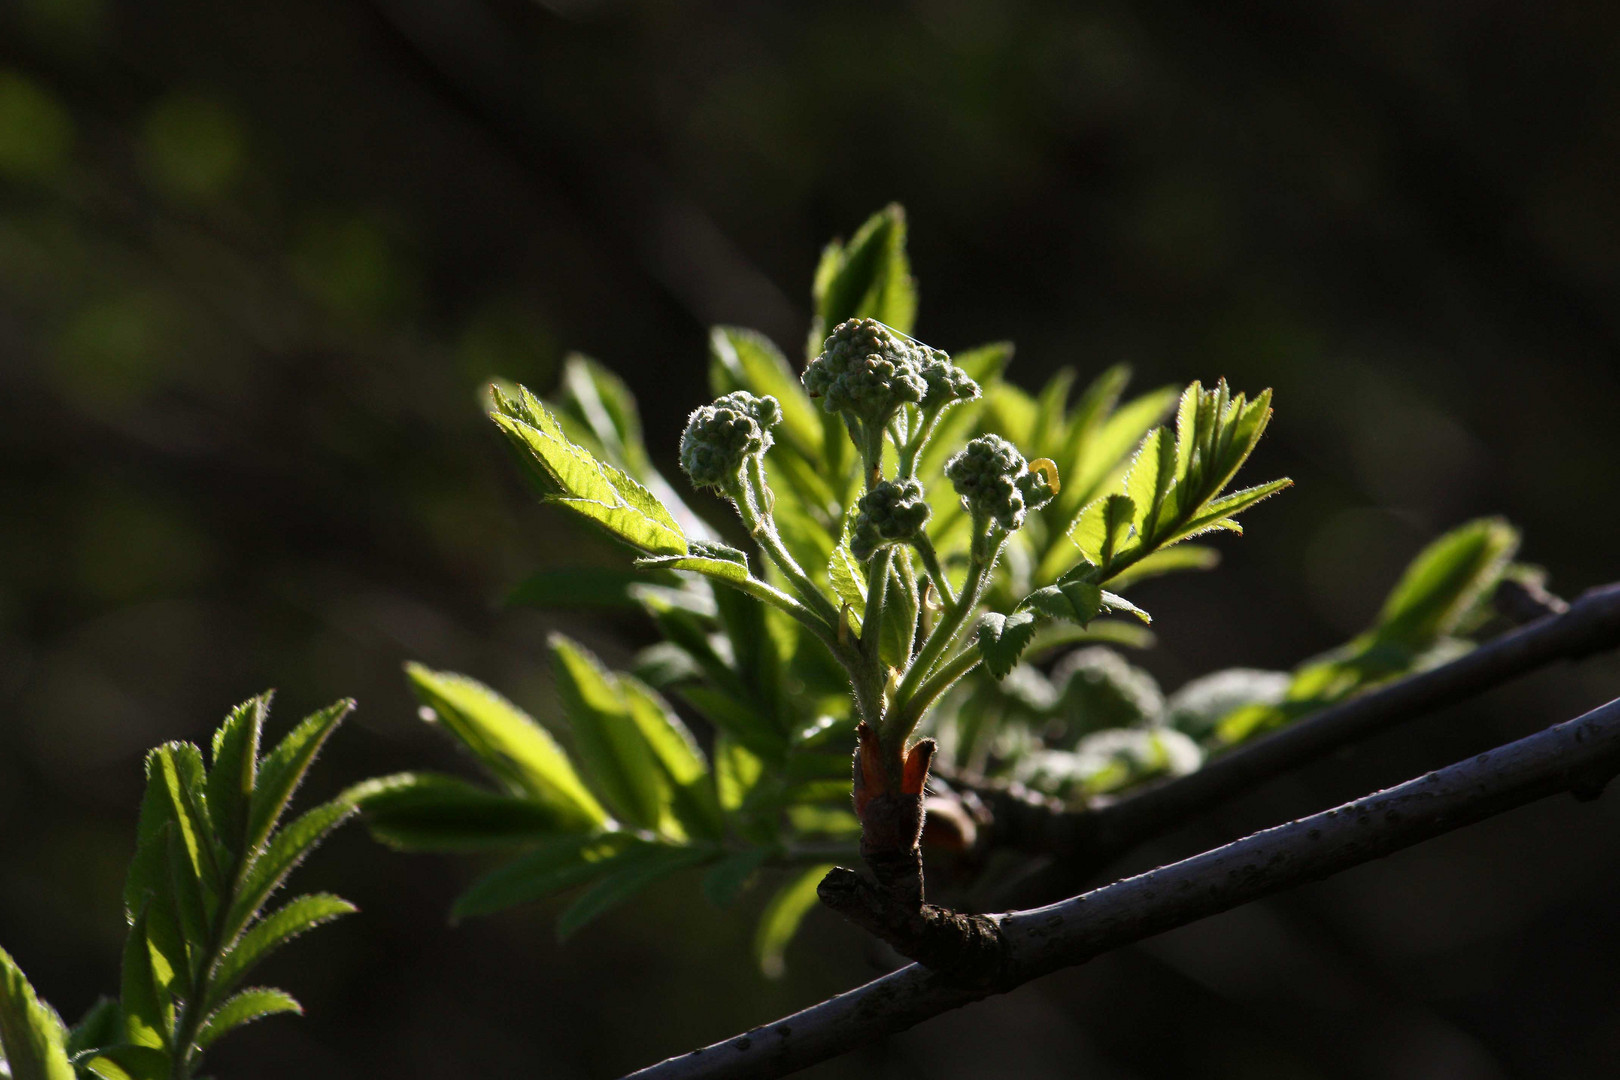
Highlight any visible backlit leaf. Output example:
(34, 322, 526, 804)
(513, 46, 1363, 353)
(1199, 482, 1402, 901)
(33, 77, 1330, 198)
(754, 865, 831, 978)
(405, 665, 606, 828)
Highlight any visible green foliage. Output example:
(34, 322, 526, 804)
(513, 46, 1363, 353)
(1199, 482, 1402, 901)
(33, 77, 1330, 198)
(1214, 518, 1520, 743)
(932, 517, 1524, 794)
(0, 695, 358, 1080)
(368, 205, 1533, 970)
(0, 946, 74, 1080)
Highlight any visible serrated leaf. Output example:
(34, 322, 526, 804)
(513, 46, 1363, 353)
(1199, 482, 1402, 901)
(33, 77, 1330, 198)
(451, 834, 635, 921)
(1125, 427, 1176, 541)
(1068, 498, 1108, 565)
(1022, 581, 1103, 626)
(491, 390, 688, 557)
(207, 696, 265, 862)
(405, 665, 606, 829)
(1170, 476, 1291, 542)
(702, 849, 772, 909)
(504, 567, 675, 609)
(1099, 590, 1152, 624)
(1100, 494, 1136, 564)
(346, 772, 574, 851)
(754, 865, 831, 979)
(210, 895, 355, 1004)
(808, 204, 916, 355)
(975, 611, 1040, 680)
(1173, 381, 1201, 481)
(245, 700, 353, 858)
(825, 543, 868, 630)
(709, 327, 821, 456)
(620, 677, 724, 840)
(227, 799, 354, 939)
(555, 846, 713, 941)
(193, 989, 300, 1052)
(549, 635, 668, 832)
(0, 946, 73, 1080)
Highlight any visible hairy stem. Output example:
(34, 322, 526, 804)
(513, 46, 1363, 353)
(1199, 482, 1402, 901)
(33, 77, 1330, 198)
(729, 460, 842, 629)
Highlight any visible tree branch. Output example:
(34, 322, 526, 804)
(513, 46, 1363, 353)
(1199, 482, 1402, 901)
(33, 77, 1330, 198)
(622, 692, 1620, 1080)
(980, 581, 1620, 890)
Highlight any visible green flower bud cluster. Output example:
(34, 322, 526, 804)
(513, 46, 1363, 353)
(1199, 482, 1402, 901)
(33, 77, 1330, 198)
(915, 345, 981, 413)
(944, 434, 1057, 532)
(850, 478, 931, 562)
(679, 391, 782, 490)
(803, 318, 926, 428)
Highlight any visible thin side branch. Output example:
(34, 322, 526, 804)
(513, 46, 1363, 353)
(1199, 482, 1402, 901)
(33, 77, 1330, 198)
(622, 693, 1620, 1080)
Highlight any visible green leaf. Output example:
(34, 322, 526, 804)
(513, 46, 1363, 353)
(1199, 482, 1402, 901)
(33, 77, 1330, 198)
(1373, 518, 1520, 649)
(0, 946, 73, 1080)
(451, 834, 634, 922)
(554, 354, 650, 474)
(1099, 590, 1152, 624)
(975, 611, 1040, 680)
(702, 849, 772, 909)
(405, 665, 606, 828)
(147, 744, 217, 897)
(117, 911, 165, 1052)
(491, 386, 688, 556)
(1173, 381, 1202, 481)
(555, 845, 713, 941)
(1022, 581, 1103, 626)
(754, 865, 831, 978)
(710, 327, 821, 456)
(825, 542, 868, 630)
(66, 998, 121, 1058)
(952, 341, 1014, 385)
(808, 203, 916, 355)
(80, 1045, 168, 1080)
(1100, 494, 1136, 564)
(877, 551, 920, 670)
(207, 695, 266, 861)
(1166, 477, 1292, 544)
(678, 686, 787, 763)
(504, 566, 675, 609)
(211, 895, 355, 1003)
(227, 799, 354, 938)
(245, 700, 353, 857)
(714, 736, 764, 812)
(620, 677, 725, 840)
(1068, 386, 1179, 507)
(346, 772, 574, 851)
(1068, 498, 1108, 565)
(193, 989, 300, 1052)
(549, 635, 668, 832)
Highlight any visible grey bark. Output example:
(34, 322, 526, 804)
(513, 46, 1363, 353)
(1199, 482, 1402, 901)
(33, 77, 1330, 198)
(622, 693, 1620, 1080)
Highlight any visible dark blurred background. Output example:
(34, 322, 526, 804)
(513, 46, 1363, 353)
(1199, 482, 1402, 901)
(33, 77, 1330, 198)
(4, 1, 1620, 1077)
